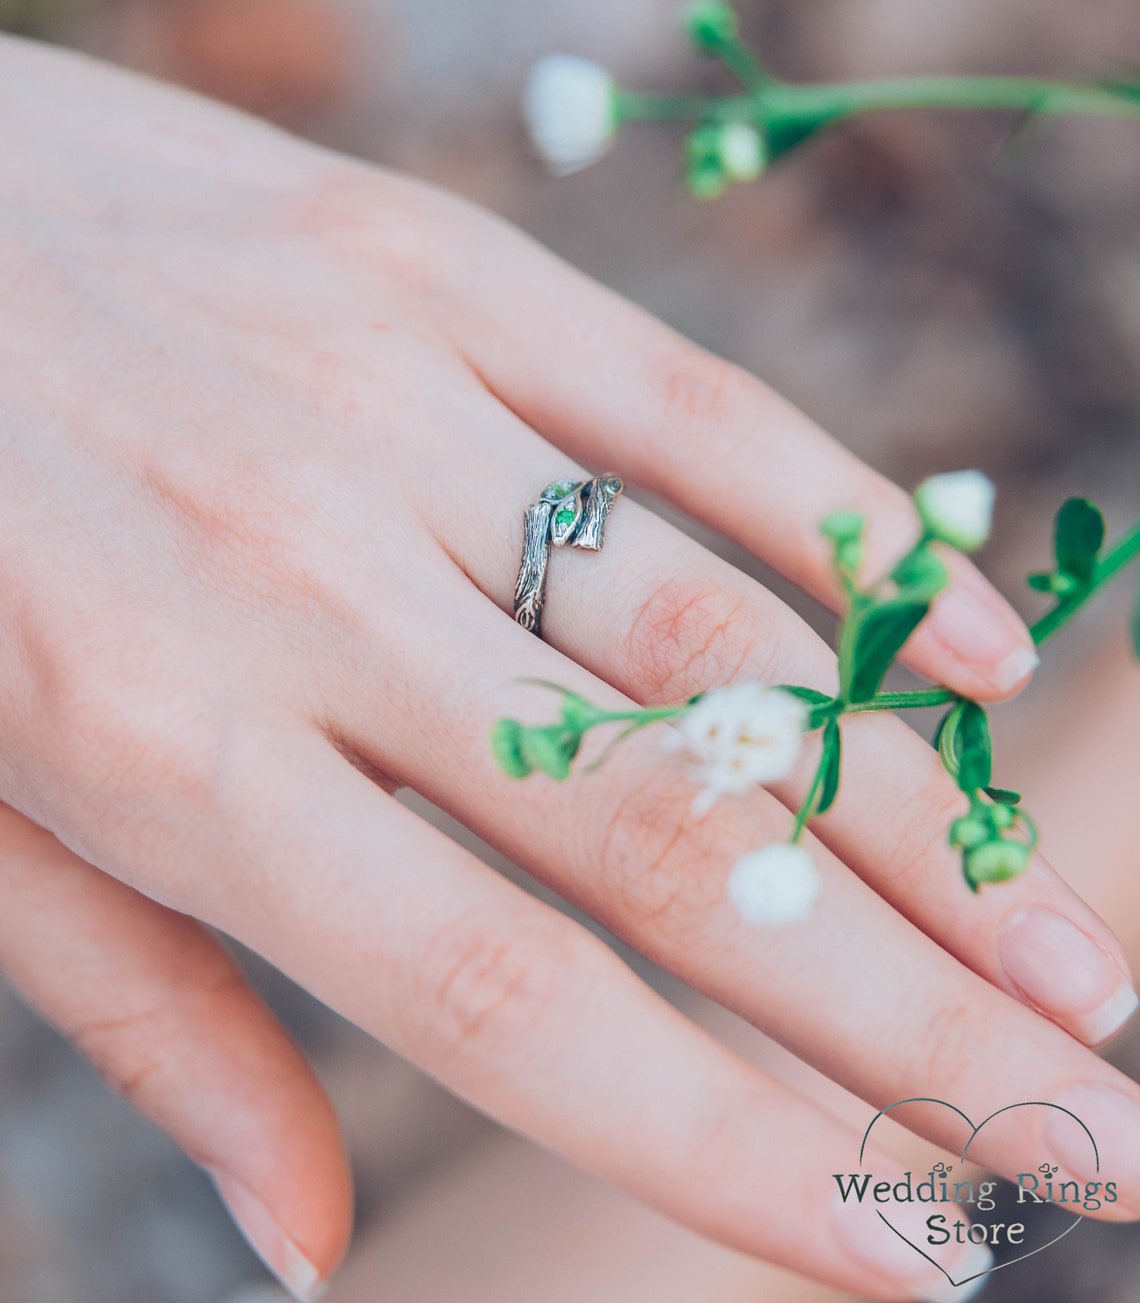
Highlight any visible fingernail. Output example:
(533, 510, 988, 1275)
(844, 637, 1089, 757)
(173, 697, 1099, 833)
(999, 908, 1138, 1045)
(927, 582, 1038, 692)
(1045, 1084, 1140, 1213)
(830, 1187, 993, 1300)
(211, 1171, 327, 1303)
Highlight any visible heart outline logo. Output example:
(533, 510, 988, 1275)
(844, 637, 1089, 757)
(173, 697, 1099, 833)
(856, 1097, 1099, 1288)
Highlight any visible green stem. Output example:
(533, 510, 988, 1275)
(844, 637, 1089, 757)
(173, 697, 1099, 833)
(847, 687, 955, 713)
(616, 92, 724, 122)
(581, 703, 689, 729)
(712, 38, 772, 91)
(791, 751, 829, 843)
(848, 515, 1140, 716)
(617, 76, 1140, 131)
(763, 76, 1140, 123)
(1028, 516, 1140, 644)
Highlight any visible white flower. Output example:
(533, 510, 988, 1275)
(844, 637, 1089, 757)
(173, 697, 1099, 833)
(728, 844, 821, 924)
(675, 683, 808, 814)
(523, 55, 618, 175)
(718, 122, 766, 181)
(914, 470, 996, 553)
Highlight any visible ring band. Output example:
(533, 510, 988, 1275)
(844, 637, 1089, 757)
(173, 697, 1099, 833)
(514, 473, 624, 636)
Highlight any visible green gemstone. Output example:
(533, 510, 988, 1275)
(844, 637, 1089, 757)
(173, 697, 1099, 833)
(554, 507, 576, 527)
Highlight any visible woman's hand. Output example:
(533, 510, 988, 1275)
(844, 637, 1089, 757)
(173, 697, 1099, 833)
(1, 34, 1136, 1301)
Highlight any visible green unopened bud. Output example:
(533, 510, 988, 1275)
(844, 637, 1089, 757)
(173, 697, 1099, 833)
(964, 838, 1031, 889)
(685, 0, 738, 49)
(490, 719, 532, 779)
(685, 124, 728, 198)
(989, 803, 1015, 830)
(892, 547, 949, 600)
(949, 815, 989, 850)
(820, 511, 865, 545)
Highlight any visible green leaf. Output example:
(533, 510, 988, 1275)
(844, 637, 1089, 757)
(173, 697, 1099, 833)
(489, 719, 532, 779)
(765, 110, 844, 163)
(816, 718, 842, 815)
(1054, 497, 1105, 587)
(984, 786, 1022, 806)
(843, 599, 930, 703)
(1026, 571, 1055, 593)
(891, 548, 949, 600)
(778, 685, 833, 706)
(776, 684, 839, 729)
(934, 703, 963, 782)
(955, 701, 993, 794)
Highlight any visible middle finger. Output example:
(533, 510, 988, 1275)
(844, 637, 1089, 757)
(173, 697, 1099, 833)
(426, 402, 1137, 1051)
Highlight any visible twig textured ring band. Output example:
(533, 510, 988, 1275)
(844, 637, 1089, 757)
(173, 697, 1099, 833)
(514, 473, 624, 636)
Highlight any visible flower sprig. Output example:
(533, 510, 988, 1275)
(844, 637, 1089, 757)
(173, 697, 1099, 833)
(490, 473, 1140, 922)
(522, 0, 1140, 195)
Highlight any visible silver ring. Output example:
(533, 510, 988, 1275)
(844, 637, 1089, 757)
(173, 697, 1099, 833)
(514, 473, 624, 636)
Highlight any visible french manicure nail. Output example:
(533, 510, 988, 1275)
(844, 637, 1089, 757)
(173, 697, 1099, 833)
(211, 1170, 327, 1303)
(999, 908, 1139, 1045)
(1045, 1084, 1140, 1213)
(831, 1187, 993, 1300)
(927, 582, 1038, 691)
(991, 644, 1041, 694)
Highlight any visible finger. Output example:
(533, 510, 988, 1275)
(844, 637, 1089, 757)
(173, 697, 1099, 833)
(111, 727, 999, 1301)
(0, 805, 351, 1302)
(339, 576, 1140, 1222)
(431, 202, 1037, 701)
(423, 420, 1135, 1049)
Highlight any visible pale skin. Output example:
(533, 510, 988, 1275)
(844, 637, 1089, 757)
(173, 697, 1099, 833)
(1, 33, 1138, 1302)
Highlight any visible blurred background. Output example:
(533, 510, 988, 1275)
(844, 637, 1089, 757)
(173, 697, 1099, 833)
(0, 1, 1138, 1300)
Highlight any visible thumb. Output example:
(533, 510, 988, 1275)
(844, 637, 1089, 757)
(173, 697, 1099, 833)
(0, 804, 352, 1301)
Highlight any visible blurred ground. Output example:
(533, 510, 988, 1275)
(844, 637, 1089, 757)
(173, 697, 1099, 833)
(0, 1, 1138, 1300)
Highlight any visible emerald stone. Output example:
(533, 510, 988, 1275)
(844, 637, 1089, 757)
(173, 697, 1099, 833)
(554, 507, 576, 527)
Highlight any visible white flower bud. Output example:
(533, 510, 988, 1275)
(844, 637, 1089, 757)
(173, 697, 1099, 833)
(914, 470, 996, 553)
(675, 682, 807, 812)
(718, 121, 766, 181)
(523, 55, 618, 175)
(728, 844, 821, 924)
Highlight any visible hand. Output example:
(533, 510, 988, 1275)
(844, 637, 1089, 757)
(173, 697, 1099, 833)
(1, 34, 1136, 1302)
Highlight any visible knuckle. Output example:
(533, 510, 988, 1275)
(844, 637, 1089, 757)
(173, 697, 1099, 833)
(414, 914, 600, 1066)
(654, 347, 754, 469)
(622, 573, 782, 703)
(908, 993, 981, 1095)
(287, 163, 463, 297)
(139, 439, 360, 630)
(597, 769, 737, 948)
(69, 968, 245, 1110)
(73, 1009, 171, 1107)
(28, 632, 240, 867)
